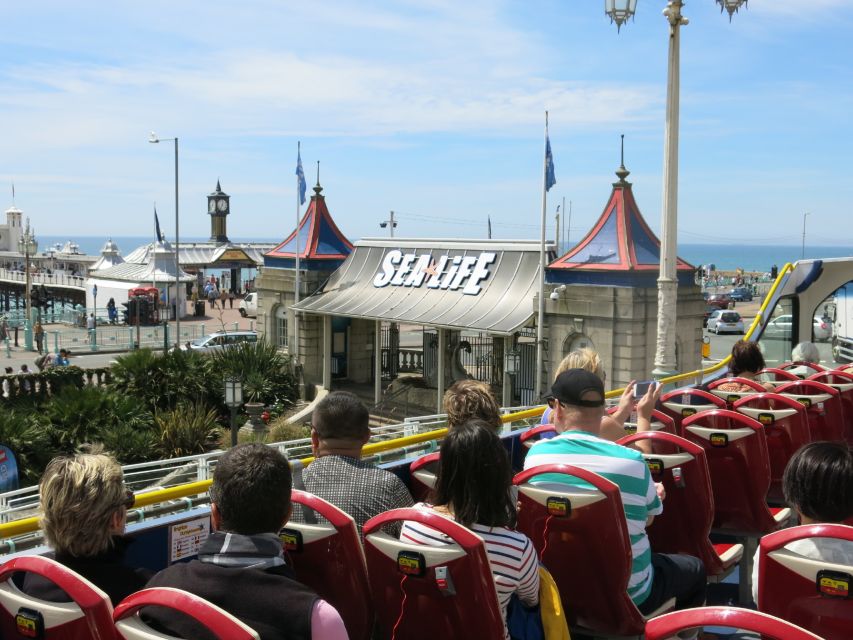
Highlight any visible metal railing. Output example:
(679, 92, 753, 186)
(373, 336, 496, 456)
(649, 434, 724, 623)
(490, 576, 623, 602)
(0, 268, 86, 290)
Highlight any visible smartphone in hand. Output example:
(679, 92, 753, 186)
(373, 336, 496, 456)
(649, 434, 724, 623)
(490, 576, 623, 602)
(633, 380, 655, 398)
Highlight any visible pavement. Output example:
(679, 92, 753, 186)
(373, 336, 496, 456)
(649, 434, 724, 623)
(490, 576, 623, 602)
(1, 304, 257, 371)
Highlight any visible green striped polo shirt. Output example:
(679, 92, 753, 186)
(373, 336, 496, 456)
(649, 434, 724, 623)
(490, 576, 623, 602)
(523, 430, 662, 606)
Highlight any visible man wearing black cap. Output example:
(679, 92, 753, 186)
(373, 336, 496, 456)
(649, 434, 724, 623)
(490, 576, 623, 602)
(523, 369, 706, 621)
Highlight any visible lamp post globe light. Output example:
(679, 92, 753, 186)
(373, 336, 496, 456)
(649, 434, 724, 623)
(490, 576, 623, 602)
(603, 0, 747, 378)
(148, 131, 181, 348)
(17, 219, 38, 350)
(224, 376, 244, 447)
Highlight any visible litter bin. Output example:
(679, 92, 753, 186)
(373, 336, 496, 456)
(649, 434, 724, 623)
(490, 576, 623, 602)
(195, 301, 206, 317)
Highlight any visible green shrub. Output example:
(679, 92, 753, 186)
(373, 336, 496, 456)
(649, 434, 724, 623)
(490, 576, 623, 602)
(156, 403, 222, 459)
(0, 411, 57, 485)
(210, 341, 298, 408)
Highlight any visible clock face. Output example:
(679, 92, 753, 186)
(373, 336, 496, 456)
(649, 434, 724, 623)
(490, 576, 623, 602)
(217, 199, 228, 212)
(208, 199, 216, 213)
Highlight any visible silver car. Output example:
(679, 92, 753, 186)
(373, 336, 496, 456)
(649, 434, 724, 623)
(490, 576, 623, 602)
(180, 330, 258, 352)
(707, 310, 744, 335)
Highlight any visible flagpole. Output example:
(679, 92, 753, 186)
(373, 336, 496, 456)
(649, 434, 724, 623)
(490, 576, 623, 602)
(535, 111, 549, 400)
(294, 142, 302, 364)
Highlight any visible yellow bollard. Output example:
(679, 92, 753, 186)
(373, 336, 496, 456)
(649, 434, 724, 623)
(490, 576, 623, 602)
(701, 336, 711, 359)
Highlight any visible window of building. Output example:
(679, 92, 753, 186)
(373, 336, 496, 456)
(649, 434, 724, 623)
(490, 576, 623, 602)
(275, 305, 288, 349)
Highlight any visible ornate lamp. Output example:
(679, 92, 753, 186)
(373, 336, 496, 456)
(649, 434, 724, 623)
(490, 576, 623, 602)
(605, 0, 638, 32)
(224, 376, 244, 446)
(717, 0, 748, 21)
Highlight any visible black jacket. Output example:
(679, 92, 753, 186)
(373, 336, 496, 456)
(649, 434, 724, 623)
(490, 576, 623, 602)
(144, 560, 318, 640)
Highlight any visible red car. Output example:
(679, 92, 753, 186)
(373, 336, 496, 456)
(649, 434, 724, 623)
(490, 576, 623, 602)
(706, 294, 731, 310)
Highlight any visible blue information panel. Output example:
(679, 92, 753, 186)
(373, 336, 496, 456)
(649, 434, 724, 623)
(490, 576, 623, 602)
(0, 446, 20, 493)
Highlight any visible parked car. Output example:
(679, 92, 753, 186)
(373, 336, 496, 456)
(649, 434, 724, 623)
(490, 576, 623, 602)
(180, 330, 258, 352)
(707, 310, 744, 335)
(239, 292, 258, 318)
(728, 287, 753, 302)
(813, 316, 831, 342)
(706, 293, 732, 310)
(703, 305, 717, 328)
(763, 314, 831, 342)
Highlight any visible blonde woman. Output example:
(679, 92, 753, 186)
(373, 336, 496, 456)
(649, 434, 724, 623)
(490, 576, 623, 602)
(23, 453, 150, 605)
(540, 348, 644, 441)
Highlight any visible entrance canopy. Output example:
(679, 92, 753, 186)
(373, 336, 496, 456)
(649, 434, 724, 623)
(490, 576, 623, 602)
(291, 239, 547, 335)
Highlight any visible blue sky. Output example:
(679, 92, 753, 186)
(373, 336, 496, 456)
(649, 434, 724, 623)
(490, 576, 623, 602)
(1, 0, 851, 248)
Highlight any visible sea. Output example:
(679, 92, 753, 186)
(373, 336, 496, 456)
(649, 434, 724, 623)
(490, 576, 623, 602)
(38, 236, 852, 274)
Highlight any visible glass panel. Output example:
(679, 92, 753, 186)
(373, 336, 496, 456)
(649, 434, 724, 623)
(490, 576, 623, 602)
(821, 282, 853, 367)
(757, 297, 794, 367)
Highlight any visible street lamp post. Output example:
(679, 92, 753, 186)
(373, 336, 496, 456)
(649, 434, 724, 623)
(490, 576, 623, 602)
(149, 132, 180, 348)
(801, 211, 810, 259)
(224, 376, 244, 447)
(604, 0, 748, 378)
(17, 219, 37, 351)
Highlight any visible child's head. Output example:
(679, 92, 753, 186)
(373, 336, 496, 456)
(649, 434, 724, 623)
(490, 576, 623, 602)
(783, 442, 853, 523)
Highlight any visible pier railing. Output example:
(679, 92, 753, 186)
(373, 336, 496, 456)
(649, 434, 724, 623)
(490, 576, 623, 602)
(0, 268, 86, 290)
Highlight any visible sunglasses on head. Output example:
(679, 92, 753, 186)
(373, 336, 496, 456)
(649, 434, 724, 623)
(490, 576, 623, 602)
(120, 488, 135, 510)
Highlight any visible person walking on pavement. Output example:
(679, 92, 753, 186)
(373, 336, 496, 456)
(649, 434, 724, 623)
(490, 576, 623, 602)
(208, 286, 218, 309)
(220, 288, 228, 309)
(34, 320, 45, 354)
(228, 290, 235, 309)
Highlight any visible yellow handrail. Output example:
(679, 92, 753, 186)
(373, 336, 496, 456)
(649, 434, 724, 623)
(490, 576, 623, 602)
(0, 264, 795, 542)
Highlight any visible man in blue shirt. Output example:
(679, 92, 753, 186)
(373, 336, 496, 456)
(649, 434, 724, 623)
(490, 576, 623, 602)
(524, 369, 706, 617)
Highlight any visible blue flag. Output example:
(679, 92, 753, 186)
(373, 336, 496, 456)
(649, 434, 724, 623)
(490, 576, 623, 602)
(296, 147, 307, 206)
(154, 206, 164, 242)
(545, 134, 557, 192)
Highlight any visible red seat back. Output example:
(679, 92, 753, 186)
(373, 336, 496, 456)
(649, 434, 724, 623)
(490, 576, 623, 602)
(362, 508, 505, 640)
(617, 432, 732, 578)
(781, 360, 827, 377)
(707, 377, 766, 407)
(757, 524, 853, 640)
(283, 490, 373, 640)
(682, 409, 778, 535)
(808, 370, 853, 445)
(733, 393, 812, 503)
(408, 452, 440, 503)
(519, 424, 557, 448)
(512, 464, 645, 636)
(645, 606, 823, 640)
(758, 367, 800, 387)
(606, 407, 676, 437)
(0, 555, 115, 640)
(776, 380, 845, 442)
(113, 587, 259, 640)
(659, 389, 726, 436)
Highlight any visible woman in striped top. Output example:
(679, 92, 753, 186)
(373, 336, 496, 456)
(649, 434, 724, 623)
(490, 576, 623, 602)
(400, 420, 539, 639)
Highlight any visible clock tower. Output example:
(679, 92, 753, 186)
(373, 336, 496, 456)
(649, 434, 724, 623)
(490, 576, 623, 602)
(207, 180, 230, 243)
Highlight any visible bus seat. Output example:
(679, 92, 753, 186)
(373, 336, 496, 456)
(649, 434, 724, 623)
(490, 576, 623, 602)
(780, 360, 827, 378)
(757, 524, 853, 640)
(113, 587, 258, 640)
(617, 432, 743, 582)
(659, 388, 726, 436)
(682, 410, 789, 536)
(776, 379, 845, 442)
(512, 464, 674, 637)
(519, 424, 557, 448)
(0, 555, 115, 640)
(707, 377, 766, 407)
(362, 508, 506, 640)
(733, 393, 811, 504)
(283, 490, 373, 640)
(607, 407, 676, 437)
(645, 606, 823, 640)
(758, 367, 799, 387)
(408, 453, 440, 503)
(808, 369, 853, 445)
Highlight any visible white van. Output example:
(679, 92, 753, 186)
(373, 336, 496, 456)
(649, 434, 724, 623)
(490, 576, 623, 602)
(239, 292, 258, 318)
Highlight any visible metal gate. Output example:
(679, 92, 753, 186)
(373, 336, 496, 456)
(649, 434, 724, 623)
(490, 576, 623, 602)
(515, 342, 537, 406)
(381, 323, 400, 380)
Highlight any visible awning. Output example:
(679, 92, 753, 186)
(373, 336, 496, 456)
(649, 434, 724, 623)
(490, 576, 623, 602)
(291, 239, 548, 335)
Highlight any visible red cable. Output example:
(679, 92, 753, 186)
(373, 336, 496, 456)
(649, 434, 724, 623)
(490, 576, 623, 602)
(390, 574, 409, 640)
(539, 514, 554, 562)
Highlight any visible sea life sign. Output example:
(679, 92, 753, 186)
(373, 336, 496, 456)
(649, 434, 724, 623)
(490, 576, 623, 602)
(373, 250, 497, 295)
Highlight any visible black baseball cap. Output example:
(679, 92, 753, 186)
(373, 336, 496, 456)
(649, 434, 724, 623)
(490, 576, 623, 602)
(548, 369, 605, 408)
